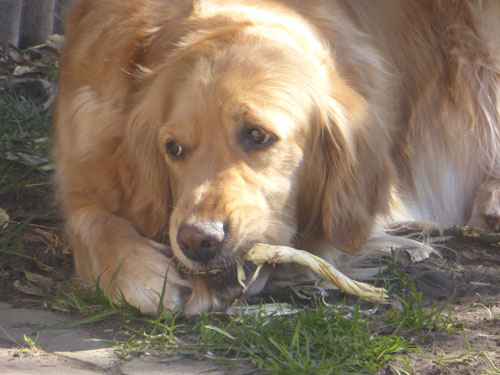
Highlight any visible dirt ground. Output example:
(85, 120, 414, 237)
(1, 175, 500, 375)
(389, 238, 500, 374)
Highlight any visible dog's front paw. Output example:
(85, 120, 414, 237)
(96, 242, 191, 314)
(468, 179, 500, 231)
(117, 254, 190, 314)
(85, 236, 250, 314)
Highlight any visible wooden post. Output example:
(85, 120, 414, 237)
(0, 0, 23, 47)
(19, 0, 56, 48)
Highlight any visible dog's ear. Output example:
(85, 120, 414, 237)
(311, 82, 396, 255)
(117, 75, 174, 238)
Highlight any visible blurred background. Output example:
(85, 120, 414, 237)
(0, 0, 76, 48)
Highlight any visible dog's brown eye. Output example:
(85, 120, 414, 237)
(249, 129, 272, 145)
(240, 125, 277, 151)
(166, 141, 184, 159)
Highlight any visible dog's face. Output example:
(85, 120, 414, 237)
(125, 30, 395, 306)
(158, 43, 317, 298)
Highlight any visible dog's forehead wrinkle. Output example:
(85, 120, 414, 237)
(170, 50, 317, 131)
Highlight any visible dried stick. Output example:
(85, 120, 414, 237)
(242, 243, 388, 303)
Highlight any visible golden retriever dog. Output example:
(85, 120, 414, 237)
(53, 0, 500, 314)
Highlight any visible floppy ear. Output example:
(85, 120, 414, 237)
(312, 83, 396, 255)
(117, 73, 174, 238)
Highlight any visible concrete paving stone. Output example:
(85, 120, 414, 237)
(120, 356, 229, 375)
(0, 302, 110, 352)
(0, 302, 257, 375)
(56, 348, 118, 369)
(0, 348, 103, 375)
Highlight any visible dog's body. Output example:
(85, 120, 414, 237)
(53, 0, 500, 313)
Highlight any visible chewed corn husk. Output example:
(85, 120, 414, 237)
(241, 243, 388, 303)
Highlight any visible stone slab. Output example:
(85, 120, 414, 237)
(0, 348, 103, 375)
(0, 302, 109, 352)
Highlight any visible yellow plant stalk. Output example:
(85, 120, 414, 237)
(240, 243, 388, 302)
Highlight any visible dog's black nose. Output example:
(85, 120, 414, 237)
(177, 221, 225, 263)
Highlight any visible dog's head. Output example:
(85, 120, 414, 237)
(121, 8, 396, 309)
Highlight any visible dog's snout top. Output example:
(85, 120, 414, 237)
(177, 221, 226, 263)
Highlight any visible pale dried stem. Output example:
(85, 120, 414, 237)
(242, 243, 388, 303)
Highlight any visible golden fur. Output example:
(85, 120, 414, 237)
(53, 0, 500, 313)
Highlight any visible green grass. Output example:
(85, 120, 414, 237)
(378, 254, 456, 334)
(0, 83, 53, 255)
(0, 86, 51, 146)
(0, 211, 38, 259)
(482, 351, 500, 375)
(0, 86, 53, 174)
(0, 162, 48, 195)
(197, 301, 414, 375)
(48, 295, 415, 374)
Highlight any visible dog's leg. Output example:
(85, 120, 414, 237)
(468, 178, 500, 231)
(67, 204, 190, 314)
